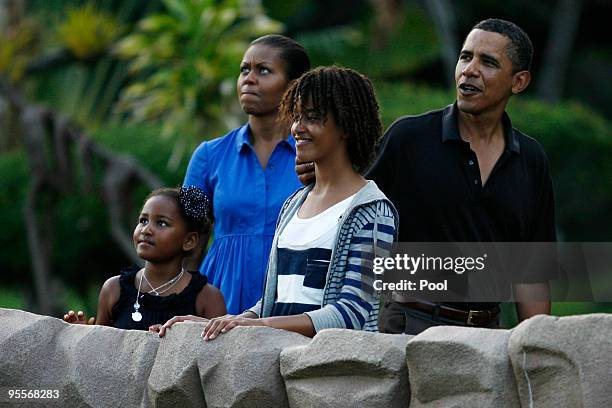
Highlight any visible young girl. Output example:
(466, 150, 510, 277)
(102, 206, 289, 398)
(158, 67, 398, 339)
(63, 186, 226, 330)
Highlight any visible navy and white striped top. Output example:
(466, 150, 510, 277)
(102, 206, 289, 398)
(249, 181, 399, 332)
(271, 194, 354, 317)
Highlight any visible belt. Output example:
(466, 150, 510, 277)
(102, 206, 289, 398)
(390, 294, 500, 326)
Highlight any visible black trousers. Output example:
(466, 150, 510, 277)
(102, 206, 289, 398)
(379, 300, 500, 335)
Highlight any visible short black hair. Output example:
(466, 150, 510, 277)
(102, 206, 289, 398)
(279, 66, 383, 174)
(145, 187, 211, 235)
(250, 34, 310, 81)
(472, 18, 533, 72)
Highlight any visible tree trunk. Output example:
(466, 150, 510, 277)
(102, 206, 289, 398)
(368, 0, 404, 50)
(537, 0, 583, 103)
(0, 0, 24, 29)
(21, 106, 56, 315)
(1, 78, 162, 315)
(425, 0, 458, 89)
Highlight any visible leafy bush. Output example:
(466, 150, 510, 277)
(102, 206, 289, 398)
(376, 82, 453, 125)
(113, 0, 281, 169)
(57, 4, 123, 60)
(508, 101, 612, 241)
(0, 18, 41, 81)
(295, 5, 439, 79)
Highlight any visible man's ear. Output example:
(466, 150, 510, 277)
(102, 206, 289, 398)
(183, 232, 198, 252)
(511, 70, 531, 94)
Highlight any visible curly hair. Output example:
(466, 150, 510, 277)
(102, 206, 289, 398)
(279, 66, 382, 173)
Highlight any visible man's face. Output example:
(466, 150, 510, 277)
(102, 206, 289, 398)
(455, 29, 518, 116)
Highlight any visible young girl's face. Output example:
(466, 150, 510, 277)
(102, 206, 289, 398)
(133, 195, 193, 263)
(291, 101, 347, 164)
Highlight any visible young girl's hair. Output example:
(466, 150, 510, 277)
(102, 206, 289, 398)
(144, 186, 212, 234)
(279, 66, 383, 173)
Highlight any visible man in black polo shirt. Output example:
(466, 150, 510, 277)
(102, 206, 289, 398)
(369, 19, 556, 334)
(295, 18, 556, 334)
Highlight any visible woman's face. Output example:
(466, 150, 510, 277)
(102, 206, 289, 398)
(237, 44, 289, 117)
(291, 102, 347, 165)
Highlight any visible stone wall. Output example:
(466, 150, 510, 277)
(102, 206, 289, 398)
(0, 308, 610, 407)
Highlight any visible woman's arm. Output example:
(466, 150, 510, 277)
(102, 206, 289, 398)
(201, 313, 315, 340)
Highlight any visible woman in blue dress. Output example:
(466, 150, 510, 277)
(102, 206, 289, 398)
(183, 35, 310, 314)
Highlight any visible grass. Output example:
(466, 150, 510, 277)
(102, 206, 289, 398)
(0, 287, 25, 309)
(0, 285, 99, 318)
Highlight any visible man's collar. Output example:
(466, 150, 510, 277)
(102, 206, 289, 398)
(442, 103, 520, 154)
(235, 124, 296, 153)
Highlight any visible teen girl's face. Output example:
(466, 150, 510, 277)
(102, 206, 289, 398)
(291, 102, 347, 165)
(237, 44, 290, 117)
(133, 195, 190, 263)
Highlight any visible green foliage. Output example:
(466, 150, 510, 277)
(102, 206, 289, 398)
(507, 100, 612, 241)
(56, 3, 124, 60)
(500, 302, 612, 328)
(376, 82, 453, 126)
(0, 18, 41, 81)
(13, 1, 156, 130)
(0, 151, 29, 276)
(91, 124, 188, 185)
(61, 285, 99, 318)
(0, 288, 25, 310)
(0, 124, 185, 292)
(27, 59, 130, 128)
(113, 0, 282, 169)
(296, 5, 439, 78)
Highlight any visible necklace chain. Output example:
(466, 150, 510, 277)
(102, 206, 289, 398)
(133, 268, 184, 322)
(141, 269, 184, 296)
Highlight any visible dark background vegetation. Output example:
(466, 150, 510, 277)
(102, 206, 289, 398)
(0, 0, 610, 325)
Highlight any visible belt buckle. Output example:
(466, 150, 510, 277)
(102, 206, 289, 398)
(467, 310, 486, 326)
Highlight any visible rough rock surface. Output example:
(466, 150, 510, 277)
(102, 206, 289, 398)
(148, 322, 309, 408)
(0, 308, 158, 407)
(280, 329, 412, 408)
(3, 308, 611, 407)
(508, 314, 612, 408)
(405, 326, 518, 407)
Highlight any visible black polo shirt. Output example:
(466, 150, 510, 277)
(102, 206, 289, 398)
(367, 103, 557, 307)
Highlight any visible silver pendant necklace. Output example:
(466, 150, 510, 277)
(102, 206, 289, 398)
(132, 269, 145, 322)
(132, 268, 185, 322)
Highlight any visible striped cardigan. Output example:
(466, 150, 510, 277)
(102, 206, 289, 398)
(249, 180, 399, 332)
